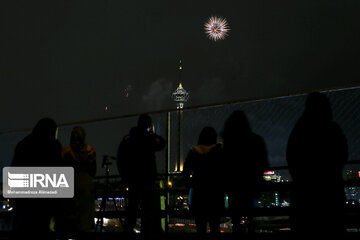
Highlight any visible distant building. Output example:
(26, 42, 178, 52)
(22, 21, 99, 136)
(263, 171, 281, 182)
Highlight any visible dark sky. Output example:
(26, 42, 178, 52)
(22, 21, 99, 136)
(1, 0, 360, 132)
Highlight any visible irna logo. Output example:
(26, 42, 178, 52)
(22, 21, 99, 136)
(7, 172, 69, 188)
(3, 167, 74, 198)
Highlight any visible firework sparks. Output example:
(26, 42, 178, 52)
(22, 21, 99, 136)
(204, 16, 230, 41)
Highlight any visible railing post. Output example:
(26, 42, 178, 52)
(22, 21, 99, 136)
(165, 112, 171, 233)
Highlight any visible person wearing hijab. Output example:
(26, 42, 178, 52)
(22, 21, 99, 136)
(59, 126, 96, 233)
(183, 126, 223, 234)
(287, 92, 348, 236)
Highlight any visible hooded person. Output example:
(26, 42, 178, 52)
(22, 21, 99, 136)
(12, 117, 62, 167)
(11, 118, 63, 239)
(183, 126, 223, 234)
(117, 114, 165, 236)
(221, 111, 268, 234)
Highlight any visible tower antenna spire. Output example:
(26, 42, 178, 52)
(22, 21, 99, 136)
(178, 59, 182, 86)
(172, 59, 189, 109)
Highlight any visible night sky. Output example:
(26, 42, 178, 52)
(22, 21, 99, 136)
(1, 0, 360, 132)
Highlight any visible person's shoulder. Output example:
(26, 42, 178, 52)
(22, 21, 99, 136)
(86, 144, 96, 155)
(50, 139, 62, 152)
(330, 121, 342, 131)
(54, 139, 62, 147)
(212, 142, 223, 152)
(20, 134, 33, 144)
(15, 134, 34, 150)
(208, 143, 223, 158)
(62, 144, 72, 153)
(15, 136, 26, 148)
(190, 145, 200, 153)
(251, 132, 264, 142)
(188, 145, 203, 156)
(329, 121, 346, 138)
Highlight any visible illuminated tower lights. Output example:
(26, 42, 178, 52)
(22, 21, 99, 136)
(172, 60, 189, 172)
(172, 60, 189, 109)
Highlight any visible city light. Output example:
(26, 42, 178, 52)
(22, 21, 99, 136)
(172, 83, 189, 110)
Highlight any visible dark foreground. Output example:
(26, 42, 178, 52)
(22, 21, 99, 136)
(1, 232, 360, 240)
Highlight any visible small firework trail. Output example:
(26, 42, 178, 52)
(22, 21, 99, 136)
(204, 16, 230, 41)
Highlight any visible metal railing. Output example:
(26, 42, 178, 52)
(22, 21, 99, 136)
(1, 84, 360, 236)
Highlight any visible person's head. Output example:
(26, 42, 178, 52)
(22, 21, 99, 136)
(70, 126, 86, 146)
(32, 118, 57, 140)
(222, 110, 251, 138)
(137, 114, 152, 130)
(198, 126, 217, 146)
(304, 92, 332, 122)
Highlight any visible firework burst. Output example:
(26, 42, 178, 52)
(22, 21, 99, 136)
(204, 16, 230, 41)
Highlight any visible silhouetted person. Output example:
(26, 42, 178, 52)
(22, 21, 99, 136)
(222, 111, 268, 234)
(117, 114, 165, 237)
(287, 92, 348, 236)
(56, 126, 96, 234)
(183, 126, 223, 234)
(11, 118, 63, 239)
